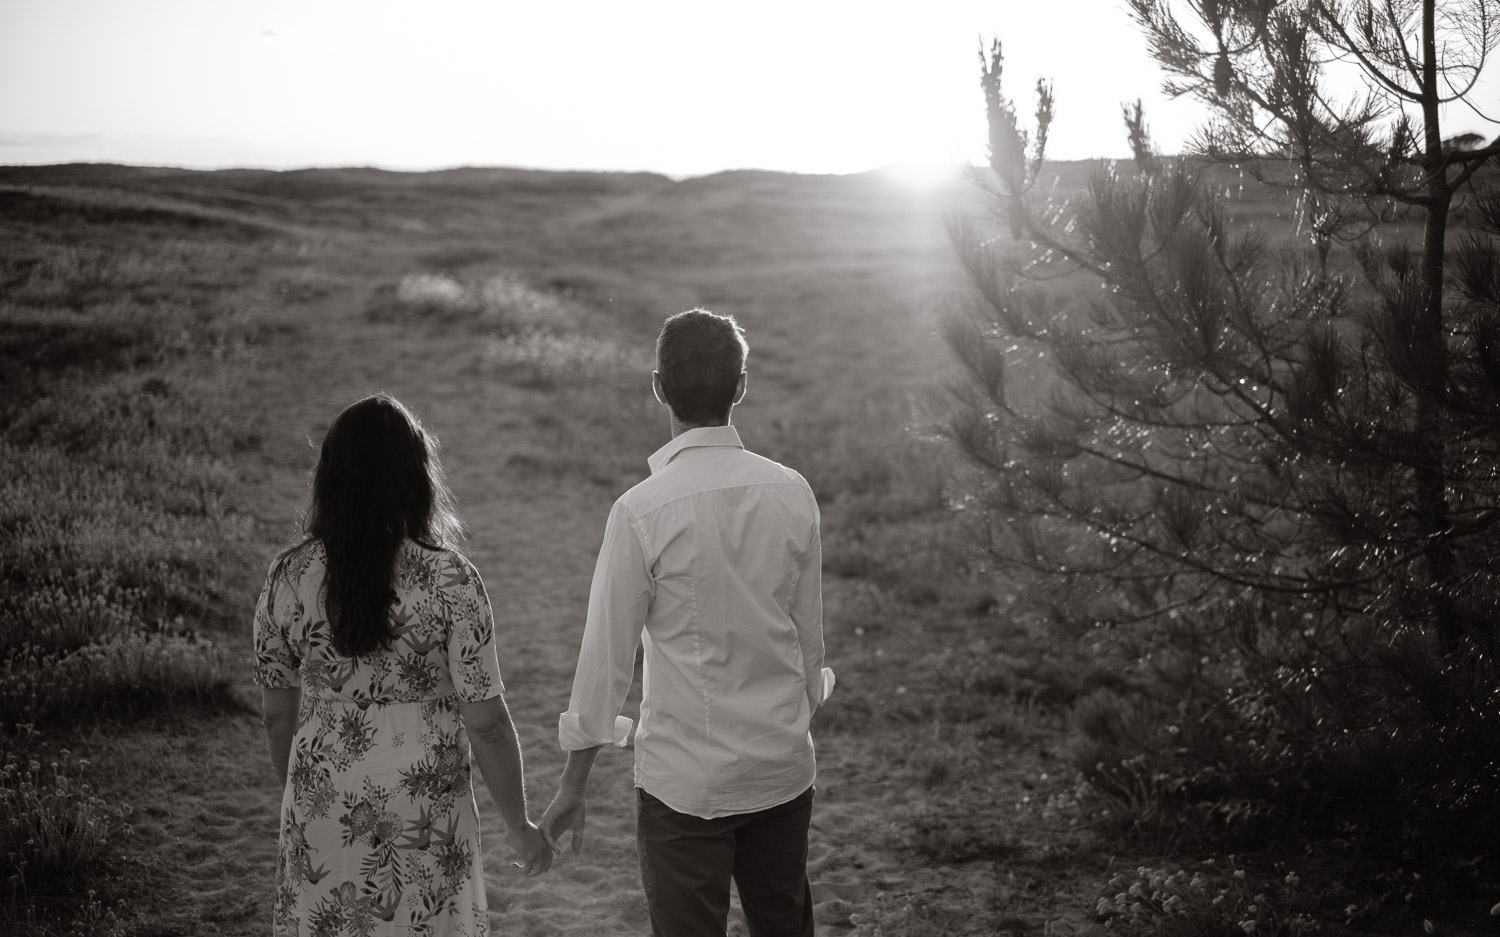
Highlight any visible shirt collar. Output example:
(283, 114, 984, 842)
(647, 424, 744, 474)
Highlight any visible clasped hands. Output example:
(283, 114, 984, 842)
(508, 785, 587, 877)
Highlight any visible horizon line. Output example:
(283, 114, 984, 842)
(0, 155, 1184, 182)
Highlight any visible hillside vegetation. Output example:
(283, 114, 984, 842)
(3, 160, 1490, 935)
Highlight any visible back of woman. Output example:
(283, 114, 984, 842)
(258, 539, 499, 707)
(253, 394, 548, 937)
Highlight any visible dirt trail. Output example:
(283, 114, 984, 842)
(159, 281, 886, 936)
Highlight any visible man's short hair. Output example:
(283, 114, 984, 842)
(655, 309, 748, 426)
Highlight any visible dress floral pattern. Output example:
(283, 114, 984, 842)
(254, 540, 504, 937)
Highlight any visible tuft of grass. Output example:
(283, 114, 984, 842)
(0, 632, 234, 728)
(0, 732, 117, 887)
(1, 726, 130, 937)
(1, 731, 129, 935)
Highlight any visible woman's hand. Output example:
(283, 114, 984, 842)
(508, 820, 553, 877)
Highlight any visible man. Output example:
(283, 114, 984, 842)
(540, 308, 834, 937)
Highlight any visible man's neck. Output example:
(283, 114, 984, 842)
(669, 416, 730, 439)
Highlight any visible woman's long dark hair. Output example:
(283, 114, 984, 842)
(290, 394, 462, 657)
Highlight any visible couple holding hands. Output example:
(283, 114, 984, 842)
(254, 309, 833, 937)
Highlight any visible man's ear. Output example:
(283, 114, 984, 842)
(652, 371, 667, 406)
(733, 371, 747, 406)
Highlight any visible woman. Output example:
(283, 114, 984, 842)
(254, 393, 550, 937)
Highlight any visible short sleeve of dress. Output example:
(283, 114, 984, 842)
(442, 553, 505, 702)
(253, 556, 302, 688)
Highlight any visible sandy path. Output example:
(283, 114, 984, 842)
(156, 280, 885, 936)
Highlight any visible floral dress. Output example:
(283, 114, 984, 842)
(253, 540, 504, 937)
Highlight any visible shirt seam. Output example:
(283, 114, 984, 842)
(689, 556, 709, 744)
(624, 476, 811, 521)
(620, 501, 654, 568)
(656, 441, 744, 470)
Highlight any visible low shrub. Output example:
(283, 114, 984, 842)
(367, 270, 583, 333)
(0, 737, 117, 888)
(0, 729, 129, 937)
(1067, 679, 1300, 851)
(0, 432, 253, 632)
(0, 631, 233, 728)
(481, 327, 651, 389)
(1, 726, 128, 937)
(1065, 614, 1500, 861)
(0, 573, 142, 657)
(1095, 861, 1320, 936)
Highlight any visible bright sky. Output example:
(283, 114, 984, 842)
(0, 0, 1494, 177)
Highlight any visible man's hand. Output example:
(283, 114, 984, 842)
(507, 821, 553, 877)
(538, 787, 587, 856)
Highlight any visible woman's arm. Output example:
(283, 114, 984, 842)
(261, 687, 302, 788)
(459, 694, 552, 875)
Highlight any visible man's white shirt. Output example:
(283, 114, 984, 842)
(558, 424, 834, 819)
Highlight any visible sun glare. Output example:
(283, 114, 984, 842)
(876, 161, 966, 193)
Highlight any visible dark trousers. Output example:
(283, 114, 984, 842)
(636, 786, 816, 937)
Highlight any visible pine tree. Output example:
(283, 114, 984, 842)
(945, 1, 1500, 840)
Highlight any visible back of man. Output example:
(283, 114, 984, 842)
(620, 426, 823, 818)
(542, 308, 831, 937)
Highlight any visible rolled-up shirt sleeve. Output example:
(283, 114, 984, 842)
(559, 499, 654, 751)
(791, 494, 833, 714)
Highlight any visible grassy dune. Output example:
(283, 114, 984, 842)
(2, 161, 1490, 936)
